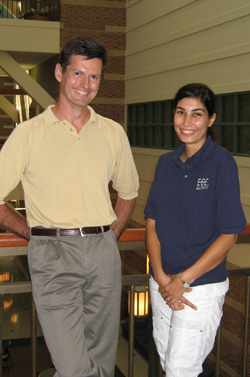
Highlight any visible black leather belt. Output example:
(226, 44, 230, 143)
(31, 226, 110, 237)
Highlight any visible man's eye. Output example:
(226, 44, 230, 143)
(91, 75, 99, 80)
(74, 72, 80, 77)
(194, 113, 201, 117)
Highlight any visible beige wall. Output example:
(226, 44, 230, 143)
(126, 0, 250, 226)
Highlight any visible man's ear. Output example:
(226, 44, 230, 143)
(55, 63, 63, 83)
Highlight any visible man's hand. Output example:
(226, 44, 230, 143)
(111, 197, 136, 239)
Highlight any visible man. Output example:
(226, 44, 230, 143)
(0, 37, 139, 377)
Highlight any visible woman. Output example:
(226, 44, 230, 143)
(145, 83, 246, 376)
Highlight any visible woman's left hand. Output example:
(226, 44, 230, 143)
(159, 274, 197, 310)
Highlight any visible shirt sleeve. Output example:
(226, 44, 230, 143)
(0, 124, 29, 204)
(216, 156, 246, 234)
(112, 126, 139, 200)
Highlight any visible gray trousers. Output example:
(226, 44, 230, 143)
(28, 230, 121, 377)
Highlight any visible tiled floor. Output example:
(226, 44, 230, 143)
(0, 256, 148, 377)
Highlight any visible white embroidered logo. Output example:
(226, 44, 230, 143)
(196, 178, 209, 190)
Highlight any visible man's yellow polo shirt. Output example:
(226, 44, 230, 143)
(0, 106, 139, 228)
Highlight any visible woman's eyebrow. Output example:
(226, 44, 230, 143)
(176, 106, 205, 113)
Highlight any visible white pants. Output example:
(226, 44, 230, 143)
(149, 276, 229, 377)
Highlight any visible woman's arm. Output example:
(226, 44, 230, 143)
(146, 218, 170, 287)
(182, 233, 237, 285)
(159, 233, 237, 303)
(146, 218, 196, 310)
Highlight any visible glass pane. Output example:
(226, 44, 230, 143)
(238, 126, 250, 154)
(153, 102, 162, 125)
(162, 126, 172, 148)
(144, 126, 152, 147)
(239, 94, 250, 122)
(128, 106, 136, 125)
(162, 102, 173, 124)
(153, 126, 162, 148)
(137, 126, 144, 146)
(128, 126, 136, 146)
(221, 126, 234, 152)
(215, 97, 220, 119)
(136, 104, 144, 125)
(222, 96, 234, 122)
(145, 104, 153, 124)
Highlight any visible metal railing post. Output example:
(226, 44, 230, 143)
(242, 276, 250, 377)
(128, 285, 135, 377)
(215, 323, 221, 377)
(31, 297, 37, 377)
(0, 295, 3, 377)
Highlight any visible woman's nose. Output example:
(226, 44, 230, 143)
(183, 114, 191, 127)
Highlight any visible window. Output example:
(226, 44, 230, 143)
(127, 91, 250, 155)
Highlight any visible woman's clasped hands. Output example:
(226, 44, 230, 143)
(159, 274, 197, 311)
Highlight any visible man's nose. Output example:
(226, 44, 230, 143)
(80, 76, 90, 88)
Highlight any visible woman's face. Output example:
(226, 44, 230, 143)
(174, 97, 216, 152)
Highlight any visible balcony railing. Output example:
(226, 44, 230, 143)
(0, 229, 249, 377)
(0, 0, 60, 21)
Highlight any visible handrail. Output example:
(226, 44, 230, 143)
(0, 0, 60, 21)
(0, 228, 249, 377)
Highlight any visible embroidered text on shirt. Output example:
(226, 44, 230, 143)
(196, 178, 209, 190)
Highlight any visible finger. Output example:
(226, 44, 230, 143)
(180, 297, 197, 310)
(171, 301, 184, 311)
(184, 288, 192, 293)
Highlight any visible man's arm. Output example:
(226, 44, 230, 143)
(0, 203, 30, 241)
(110, 197, 136, 239)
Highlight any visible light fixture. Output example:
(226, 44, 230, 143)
(11, 314, 18, 324)
(4, 299, 13, 310)
(128, 285, 149, 317)
(0, 272, 10, 282)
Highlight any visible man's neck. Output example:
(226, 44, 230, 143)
(52, 102, 91, 133)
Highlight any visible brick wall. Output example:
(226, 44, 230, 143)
(60, 0, 126, 126)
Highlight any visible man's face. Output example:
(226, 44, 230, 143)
(55, 54, 103, 109)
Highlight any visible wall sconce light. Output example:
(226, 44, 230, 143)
(128, 285, 149, 317)
(4, 299, 13, 310)
(11, 314, 18, 324)
(0, 272, 10, 282)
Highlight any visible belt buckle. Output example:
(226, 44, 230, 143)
(79, 228, 86, 237)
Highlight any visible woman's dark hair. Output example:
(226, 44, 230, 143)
(59, 36, 108, 73)
(173, 83, 217, 142)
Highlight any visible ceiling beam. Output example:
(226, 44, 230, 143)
(0, 52, 55, 109)
(0, 96, 19, 123)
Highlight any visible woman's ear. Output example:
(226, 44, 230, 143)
(208, 113, 216, 128)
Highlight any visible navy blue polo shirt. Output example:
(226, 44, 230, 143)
(145, 137, 246, 286)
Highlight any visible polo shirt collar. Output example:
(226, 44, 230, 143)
(43, 105, 100, 127)
(173, 136, 215, 169)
